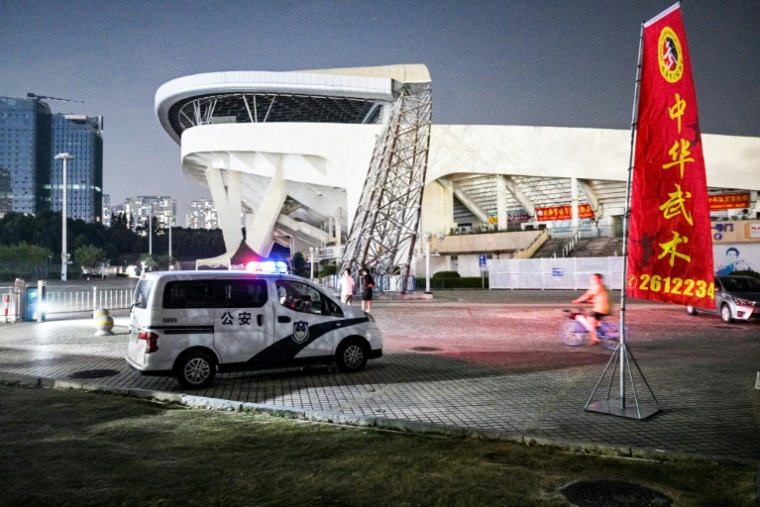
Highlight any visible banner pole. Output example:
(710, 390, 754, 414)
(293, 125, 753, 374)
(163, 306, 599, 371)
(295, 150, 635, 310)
(618, 23, 644, 410)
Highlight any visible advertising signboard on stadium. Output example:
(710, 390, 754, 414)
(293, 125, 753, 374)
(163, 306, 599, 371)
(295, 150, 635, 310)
(535, 204, 594, 222)
(708, 193, 750, 211)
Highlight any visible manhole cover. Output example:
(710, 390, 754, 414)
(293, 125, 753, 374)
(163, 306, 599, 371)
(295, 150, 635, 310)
(562, 480, 672, 507)
(69, 369, 120, 379)
(411, 347, 442, 352)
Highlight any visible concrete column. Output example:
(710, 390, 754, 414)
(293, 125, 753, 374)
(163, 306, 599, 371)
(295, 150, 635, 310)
(335, 210, 342, 251)
(245, 162, 288, 257)
(571, 177, 580, 229)
(206, 167, 244, 253)
(496, 175, 508, 231)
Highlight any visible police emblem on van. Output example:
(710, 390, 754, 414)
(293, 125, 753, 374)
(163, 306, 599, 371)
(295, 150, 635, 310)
(293, 321, 309, 344)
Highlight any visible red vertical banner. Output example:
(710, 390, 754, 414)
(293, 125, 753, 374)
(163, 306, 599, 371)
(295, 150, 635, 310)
(627, 4, 715, 308)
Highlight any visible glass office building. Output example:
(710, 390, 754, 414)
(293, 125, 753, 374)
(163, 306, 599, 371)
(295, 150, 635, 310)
(50, 115, 103, 223)
(0, 96, 51, 214)
(0, 96, 103, 223)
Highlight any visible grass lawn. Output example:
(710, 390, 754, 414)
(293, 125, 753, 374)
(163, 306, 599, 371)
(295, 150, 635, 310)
(0, 383, 756, 507)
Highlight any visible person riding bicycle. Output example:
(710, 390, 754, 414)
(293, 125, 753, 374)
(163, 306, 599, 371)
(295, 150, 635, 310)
(572, 273, 610, 345)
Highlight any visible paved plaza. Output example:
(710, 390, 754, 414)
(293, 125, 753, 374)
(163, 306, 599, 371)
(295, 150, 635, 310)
(1, 290, 759, 461)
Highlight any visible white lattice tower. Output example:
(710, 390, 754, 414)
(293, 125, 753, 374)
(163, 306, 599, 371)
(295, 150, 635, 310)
(340, 82, 432, 290)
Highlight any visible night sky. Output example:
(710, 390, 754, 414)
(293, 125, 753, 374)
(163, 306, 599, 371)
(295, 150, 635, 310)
(2, 0, 759, 220)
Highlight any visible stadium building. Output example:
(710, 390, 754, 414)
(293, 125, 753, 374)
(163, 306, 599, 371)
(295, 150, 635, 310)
(155, 65, 760, 277)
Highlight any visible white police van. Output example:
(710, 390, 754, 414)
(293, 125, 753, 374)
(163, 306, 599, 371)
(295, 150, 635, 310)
(126, 271, 382, 389)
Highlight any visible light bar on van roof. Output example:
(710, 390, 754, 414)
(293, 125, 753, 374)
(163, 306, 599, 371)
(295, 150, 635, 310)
(245, 261, 288, 274)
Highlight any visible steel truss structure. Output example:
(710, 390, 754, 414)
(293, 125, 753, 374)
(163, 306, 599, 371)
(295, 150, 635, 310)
(339, 82, 432, 292)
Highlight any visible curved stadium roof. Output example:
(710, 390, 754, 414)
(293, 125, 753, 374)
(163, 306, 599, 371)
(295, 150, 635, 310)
(155, 70, 398, 142)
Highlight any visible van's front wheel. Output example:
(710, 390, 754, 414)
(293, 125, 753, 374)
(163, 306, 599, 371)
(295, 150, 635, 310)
(176, 351, 216, 390)
(336, 339, 369, 373)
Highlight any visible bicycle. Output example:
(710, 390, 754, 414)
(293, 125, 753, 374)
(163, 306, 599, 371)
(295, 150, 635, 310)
(559, 309, 629, 350)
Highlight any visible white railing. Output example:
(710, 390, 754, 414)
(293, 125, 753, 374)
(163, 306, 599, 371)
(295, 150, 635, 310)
(488, 257, 624, 290)
(318, 274, 417, 293)
(44, 283, 137, 315)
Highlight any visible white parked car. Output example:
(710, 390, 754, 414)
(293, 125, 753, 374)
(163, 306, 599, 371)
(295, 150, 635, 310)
(126, 271, 383, 389)
(686, 276, 760, 323)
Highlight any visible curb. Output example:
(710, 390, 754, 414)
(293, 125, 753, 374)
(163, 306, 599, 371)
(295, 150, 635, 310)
(0, 371, 757, 467)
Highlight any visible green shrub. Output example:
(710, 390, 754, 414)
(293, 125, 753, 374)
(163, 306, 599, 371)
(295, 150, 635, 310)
(431, 276, 488, 289)
(729, 269, 760, 280)
(319, 264, 338, 278)
(432, 271, 461, 279)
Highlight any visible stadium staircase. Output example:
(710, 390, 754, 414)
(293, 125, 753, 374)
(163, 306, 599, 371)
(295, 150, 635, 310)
(532, 237, 624, 258)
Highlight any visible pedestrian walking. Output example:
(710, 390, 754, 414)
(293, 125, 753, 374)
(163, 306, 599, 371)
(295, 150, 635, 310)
(360, 269, 375, 312)
(339, 270, 355, 305)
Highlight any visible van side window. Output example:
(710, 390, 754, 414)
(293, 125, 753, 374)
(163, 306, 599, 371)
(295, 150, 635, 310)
(275, 280, 324, 315)
(163, 281, 215, 309)
(217, 279, 268, 308)
(133, 280, 153, 309)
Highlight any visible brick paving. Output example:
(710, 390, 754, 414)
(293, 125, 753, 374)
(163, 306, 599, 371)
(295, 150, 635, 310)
(1, 290, 759, 460)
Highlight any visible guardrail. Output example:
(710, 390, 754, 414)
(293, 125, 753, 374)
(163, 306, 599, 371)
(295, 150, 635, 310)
(318, 274, 417, 293)
(1, 282, 138, 322)
(1, 288, 22, 323)
(44, 283, 137, 315)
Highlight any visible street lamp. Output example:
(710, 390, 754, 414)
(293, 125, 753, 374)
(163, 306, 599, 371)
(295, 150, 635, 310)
(424, 232, 432, 293)
(148, 211, 152, 256)
(54, 153, 73, 282)
(309, 247, 315, 280)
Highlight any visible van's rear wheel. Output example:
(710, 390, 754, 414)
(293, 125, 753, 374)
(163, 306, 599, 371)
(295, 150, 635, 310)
(686, 305, 698, 316)
(336, 339, 369, 373)
(176, 351, 216, 390)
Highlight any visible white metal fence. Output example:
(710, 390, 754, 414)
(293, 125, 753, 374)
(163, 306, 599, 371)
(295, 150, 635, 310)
(44, 284, 137, 315)
(318, 274, 417, 293)
(1, 282, 137, 322)
(488, 257, 624, 290)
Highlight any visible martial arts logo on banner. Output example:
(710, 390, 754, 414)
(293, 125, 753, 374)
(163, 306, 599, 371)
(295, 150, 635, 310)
(658, 27, 683, 83)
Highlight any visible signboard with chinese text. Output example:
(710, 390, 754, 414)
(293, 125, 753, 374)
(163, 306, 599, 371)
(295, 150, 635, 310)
(536, 204, 594, 222)
(708, 193, 750, 211)
(627, 4, 715, 308)
(711, 220, 760, 243)
(508, 210, 531, 223)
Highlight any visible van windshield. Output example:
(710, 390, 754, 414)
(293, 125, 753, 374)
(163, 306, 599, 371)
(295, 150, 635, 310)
(133, 280, 153, 309)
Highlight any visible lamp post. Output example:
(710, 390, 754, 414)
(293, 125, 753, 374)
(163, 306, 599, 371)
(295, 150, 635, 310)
(148, 211, 152, 256)
(424, 232, 432, 293)
(54, 153, 73, 282)
(309, 247, 315, 280)
(168, 220, 173, 270)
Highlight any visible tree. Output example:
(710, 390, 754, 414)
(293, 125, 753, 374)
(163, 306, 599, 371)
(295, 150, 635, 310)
(74, 245, 106, 274)
(291, 252, 307, 277)
(140, 254, 158, 271)
(0, 242, 52, 279)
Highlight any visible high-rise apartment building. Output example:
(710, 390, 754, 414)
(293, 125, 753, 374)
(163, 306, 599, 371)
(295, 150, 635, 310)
(50, 115, 103, 223)
(124, 195, 176, 229)
(186, 198, 218, 229)
(0, 96, 51, 214)
(0, 168, 12, 217)
(102, 194, 111, 227)
(0, 96, 103, 222)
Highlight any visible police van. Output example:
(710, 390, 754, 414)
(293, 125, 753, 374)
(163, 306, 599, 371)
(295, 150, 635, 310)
(126, 271, 382, 389)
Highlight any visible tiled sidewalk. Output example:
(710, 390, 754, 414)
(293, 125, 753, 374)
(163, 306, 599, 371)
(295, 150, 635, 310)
(1, 291, 758, 460)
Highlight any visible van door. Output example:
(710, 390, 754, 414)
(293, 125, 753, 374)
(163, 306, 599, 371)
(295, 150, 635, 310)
(270, 278, 340, 362)
(213, 277, 273, 365)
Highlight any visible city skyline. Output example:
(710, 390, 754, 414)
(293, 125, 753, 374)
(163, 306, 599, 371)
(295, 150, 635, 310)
(2, 1, 759, 217)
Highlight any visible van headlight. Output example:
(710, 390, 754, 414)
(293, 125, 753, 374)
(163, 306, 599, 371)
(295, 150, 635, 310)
(365, 311, 375, 322)
(734, 297, 757, 307)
